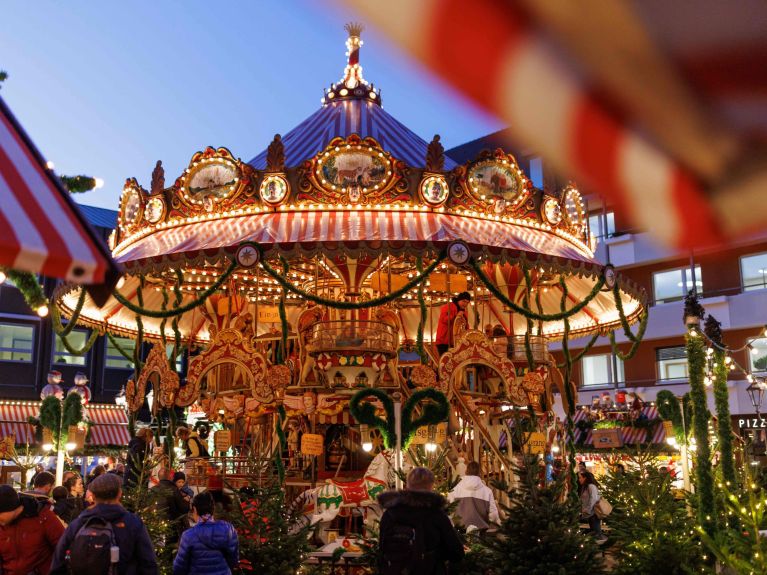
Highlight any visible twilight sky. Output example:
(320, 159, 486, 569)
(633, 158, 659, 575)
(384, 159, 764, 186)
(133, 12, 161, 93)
(0, 1, 502, 210)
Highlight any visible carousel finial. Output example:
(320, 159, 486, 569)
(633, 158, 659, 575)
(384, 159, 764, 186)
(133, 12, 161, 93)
(342, 22, 365, 89)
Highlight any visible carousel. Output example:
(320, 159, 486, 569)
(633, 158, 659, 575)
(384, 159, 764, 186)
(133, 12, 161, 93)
(54, 24, 646, 532)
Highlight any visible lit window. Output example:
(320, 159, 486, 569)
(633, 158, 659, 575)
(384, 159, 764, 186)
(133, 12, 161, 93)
(740, 253, 767, 292)
(750, 338, 767, 373)
(582, 354, 624, 387)
(657, 346, 688, 381)
(587, 212, 616, 240)
(106, 336, 135, 369)
(653, 266, 702, 304)
(0, 323, 34, 362)
(53, 330, 88, 366)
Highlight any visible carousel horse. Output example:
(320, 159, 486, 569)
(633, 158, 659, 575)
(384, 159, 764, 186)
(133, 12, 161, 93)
(290, 450, 395, 530)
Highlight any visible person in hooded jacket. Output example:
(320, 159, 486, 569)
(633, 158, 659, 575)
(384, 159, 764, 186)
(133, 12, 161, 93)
(0, 484, 65, 575)
(124, 427, 154, 488)
(447, 461, 499, 531)
(378, 467, 464, 575)
(435, 292, 471, 356)
(173, 491, 239, 575)
(50, 473, 158, 575)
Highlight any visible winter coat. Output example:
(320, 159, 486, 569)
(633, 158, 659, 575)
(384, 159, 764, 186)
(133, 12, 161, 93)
(52, 497, 82, 525)
(150, 479, 190, 521)
(173, 517, 239, 575)
(124, 437, 150, 487)
(580, 483, 600, 516)
(436, 302, 465, 346)
(447, 475, 500, 530)
(50, 503, 158, 575)
(0, 495, 65, 575)
(185, 432, 210, 459)
(378, 490, 464, 575)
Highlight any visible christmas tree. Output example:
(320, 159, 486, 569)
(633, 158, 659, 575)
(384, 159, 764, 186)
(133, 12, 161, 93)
(480, 454, 604, 575)
(600, 453, 706, 575)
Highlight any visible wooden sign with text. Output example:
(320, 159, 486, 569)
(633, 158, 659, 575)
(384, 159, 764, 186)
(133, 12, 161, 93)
(301, 433, 324, 455)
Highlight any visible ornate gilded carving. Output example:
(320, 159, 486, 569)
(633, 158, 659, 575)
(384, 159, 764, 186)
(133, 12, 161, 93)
(266, 134, 285, 172)
(297, 135, 410, 205)
(438, 330, 527, 405)
(150, 160, 165, 195)
(425, 134, 445, 172)
(134, 342, 181, 411)
(125, 377, 145, 414)
(186, 327, 271, 404)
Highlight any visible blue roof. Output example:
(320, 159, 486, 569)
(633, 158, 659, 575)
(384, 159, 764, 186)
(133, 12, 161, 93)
(249, 99, 457, 170)
(77, 204, 118, 230)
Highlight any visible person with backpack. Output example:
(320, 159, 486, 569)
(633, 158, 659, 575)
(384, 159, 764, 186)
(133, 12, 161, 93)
(176, 427, 210, 459)
(378, 467, 464, 575)
(50, 473, 158, 575)
(447, 461, 500, 531)
(173, 491, 239, 575)
(0, 484, 65, 575)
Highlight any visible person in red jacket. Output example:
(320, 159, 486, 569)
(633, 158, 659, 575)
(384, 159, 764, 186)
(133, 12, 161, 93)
(0, 484, 64, 575)
(436, 291, 472, 356)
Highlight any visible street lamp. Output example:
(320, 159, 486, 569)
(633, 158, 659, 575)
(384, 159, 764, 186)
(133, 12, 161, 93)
(747, 380, 765, 418)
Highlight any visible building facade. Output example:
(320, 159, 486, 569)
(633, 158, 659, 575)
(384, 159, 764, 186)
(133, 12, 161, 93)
(0, 205, 140, 403)
(448, 132, 767, 441)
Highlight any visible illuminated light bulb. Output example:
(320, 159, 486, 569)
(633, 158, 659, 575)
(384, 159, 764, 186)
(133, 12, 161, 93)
(37, 305, 49, 317)
(65, 442, 77, 451)
(362, 442, 373, 453)
(425, 442, 437, 453)
(46, 161, 55, 170)
(0, 271, 6, 284)
(94, 178, 105, 189)
(42, 443, 54, 451)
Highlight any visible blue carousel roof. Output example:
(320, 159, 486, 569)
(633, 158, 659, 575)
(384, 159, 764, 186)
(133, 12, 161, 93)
(249, 24, 456, 171)
(248, 99, 457, 170)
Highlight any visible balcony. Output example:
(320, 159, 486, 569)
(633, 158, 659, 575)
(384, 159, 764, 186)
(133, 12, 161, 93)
(303, 320, 399, 358)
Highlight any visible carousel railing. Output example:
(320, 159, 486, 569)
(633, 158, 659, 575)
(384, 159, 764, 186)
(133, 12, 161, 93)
(181, 455, 274, 490)
(509, 335, 551, 364)
(304, 320, 399, 357)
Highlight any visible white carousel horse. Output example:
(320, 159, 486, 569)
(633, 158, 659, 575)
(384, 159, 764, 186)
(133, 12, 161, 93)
(290, 450, 395, 530)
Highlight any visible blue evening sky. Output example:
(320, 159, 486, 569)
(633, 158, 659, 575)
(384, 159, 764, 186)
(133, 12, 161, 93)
(1, 1, 503, 210)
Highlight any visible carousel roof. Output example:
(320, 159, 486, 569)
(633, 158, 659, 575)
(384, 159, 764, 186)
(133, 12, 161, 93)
(248, 98, 457, 171)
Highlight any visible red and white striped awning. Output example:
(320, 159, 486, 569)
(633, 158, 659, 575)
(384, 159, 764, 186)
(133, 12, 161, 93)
(0, 401, 129, 447)
(343, 1, 767, 249)
(114, 209, 595, 268)
(0, 96, 116, 285)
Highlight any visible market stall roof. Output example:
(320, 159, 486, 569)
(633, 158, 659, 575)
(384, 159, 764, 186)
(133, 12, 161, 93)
(0, 96, 118, 291)
(0, 401, 130, 447)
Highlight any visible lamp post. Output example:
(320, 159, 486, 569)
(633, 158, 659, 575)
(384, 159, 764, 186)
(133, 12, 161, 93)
(747, 379, 765, 461)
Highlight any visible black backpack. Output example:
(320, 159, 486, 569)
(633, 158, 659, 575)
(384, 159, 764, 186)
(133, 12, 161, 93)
(68, 516, 119, 575)
(379, 517, 435, 575)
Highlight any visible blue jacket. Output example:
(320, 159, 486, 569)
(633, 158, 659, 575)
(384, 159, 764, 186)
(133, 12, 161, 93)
(50, 503, 158, 575)
(173, 518, 239, 575)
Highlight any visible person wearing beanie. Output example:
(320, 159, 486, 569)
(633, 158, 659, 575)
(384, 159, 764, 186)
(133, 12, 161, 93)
(174, 471, 194, 501)
(435, 291, 472, 356)
(0, 484, 64, 574)
(378, 467, 464, 575)
(50, 473, 158, 575)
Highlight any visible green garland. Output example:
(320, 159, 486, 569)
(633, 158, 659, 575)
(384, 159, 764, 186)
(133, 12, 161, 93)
(106, 331, 142, 367)
(608, 309, 649, 361)
(400, 388, 449, 449)
(415, 257, 428, 364)
(711, 348, 736, 487)
(687, 328, 715, 536)
(56, 329, 100, 356)
(60, 175, 97, 193)
(110, 258, 237, 318)
(349, 388, 396, 449)
(171, 269, 184, 370)
(51, 288, 86, 337)
(0, 268, 47, 311)
(277, 259, 289, 365)
(274, 405, 287, 484)
(656, 390, 692, 444)
(557, 332, 599, 368)
(133, 276, 145, 380)
(558, 279, 578, 491)
(469, 258, 606, 321)
(260, 248, 447, 310)
(522, 267, 535, 370)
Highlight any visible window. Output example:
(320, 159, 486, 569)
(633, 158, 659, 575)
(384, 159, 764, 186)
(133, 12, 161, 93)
(740, 253, 767, 292)
(581, 354, 624, 387)
(588, 212, 616, 240)
(166, 344, 183, 373)
(105, 336, 135, 369)
(53, 330, 88, 366)
(653, 266, 702, 304)
(750, 338, 767, 373)
(0, 323, 34, 362)
(657, 346, 688, 381)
